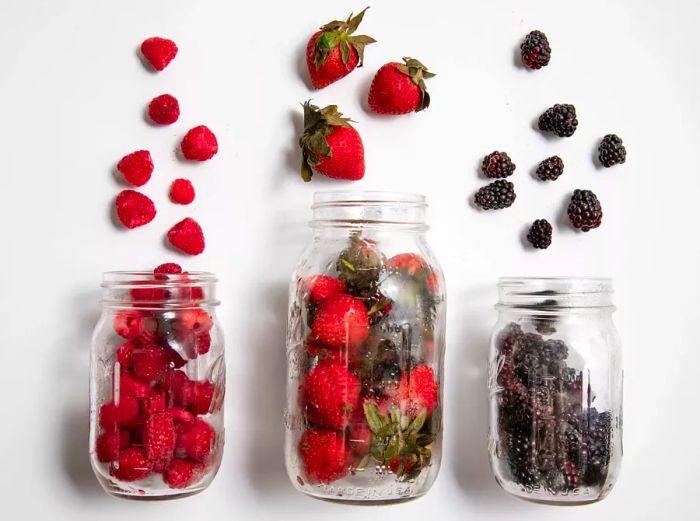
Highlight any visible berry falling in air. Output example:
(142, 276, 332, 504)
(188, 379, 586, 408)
(167, 217, 205, 255)
(181, 126, 218, 161)
(140, 37, 178, 71)
(598, 134, 627, 167)
(527, 219, 553, 249)
(148, 94, 180, 125)
(481, 151, 516, 178)
(115, 190, 156, 229)
(520, 30, 551, 70)
(368, 57, 435, 114)
(474, 180, 516, 210)
(117, 150, 154, 187)
(169, 178, 195, 205)
(306, 7, 376, 89)
(568, 189, 603, 231)
(536, 155, 564, 181)
(538, 104, 578, 137)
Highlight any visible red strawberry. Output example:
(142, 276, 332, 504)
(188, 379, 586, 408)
(148, 94, 180, 125)
(305, 337, 348, 365)
(303, 361, 360, 430)
(115, 190, 156, 229)
(144, 411, 175, 465)
(346, 406, 371, 458)
(299, 102, 365, 181)
(95, 430, 130, 463)
(169, 178, 195, 205)
(129, 346, 168, 383)
(368, 58, 435, 115)
(117, 150, 153, 186)
(163, 458, 205, 489)
(386, 253, 429, 276)
(175, 419, 215, 461)
(389, 454, 416, 476)
(140, 37, 178, 71)
(167, 218, 205, 255)
(99, 398, 140, 429)
(298, 428, 348, 484)
(110, 446, 153, 481)
(180, 125, 218, 161)
(303, 275, 347, 304)
(117, 371, 152, 399)
(154, 263, 182, 276)
(306, 8, 375, 89)
(386, 365, 439, 417)
(311, 294, 369, 350)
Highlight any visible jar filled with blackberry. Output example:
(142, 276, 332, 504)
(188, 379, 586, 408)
(90, 268, 225, 499)
(488, 278, 622, 504)
(285, 191, 446, 503)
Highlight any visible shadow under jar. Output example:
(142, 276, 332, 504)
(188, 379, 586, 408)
(90, 271, 225, 500)
(488, 277, 623, 505)
(284, 191, 446, 504)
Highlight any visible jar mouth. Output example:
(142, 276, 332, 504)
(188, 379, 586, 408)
(497, 277, 614, 310)
(101, 271, 219, 308)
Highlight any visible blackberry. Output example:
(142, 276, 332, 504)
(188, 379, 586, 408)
(568, 189, 603, 232)
(538, 104, 578, 137)
(598, 134, 627, 167)
(495, 322, 524, 357)
(474, 180, 516, 210)
(582, 409, 612, 486)
(526, 219, 553, 249)
(536, 155, 564, 181)
(520, 30, 551, 70)
(481, 151, 516, 178)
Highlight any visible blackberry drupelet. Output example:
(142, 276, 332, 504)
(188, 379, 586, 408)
(538, 104, 578, 137)
(598, 134, 627, 167)
(536, 155, 564, 181)
(568, 189, 603, 231)
(521, 30, 551, 69)
(527, 219, 553, 249)
(481, 151, 516, 178)
(474, 180, 516, 210)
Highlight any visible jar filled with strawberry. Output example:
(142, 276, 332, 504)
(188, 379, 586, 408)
(284, 191, 446, 503)
(90, 266, 225, 499)
(488, 278, 623, 505)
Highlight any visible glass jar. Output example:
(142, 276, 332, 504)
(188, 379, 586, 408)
(284, 191, 446, 504)
(488, 277, 623, 505)
(90, 271, 225, 499)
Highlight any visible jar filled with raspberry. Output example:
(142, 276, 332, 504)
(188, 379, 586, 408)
(90, 268, 225, 499)
(488, 278, 623, 505)
(284, 191, 446, 503)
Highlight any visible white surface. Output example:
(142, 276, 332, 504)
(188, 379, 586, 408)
(1, 0, 698, 519)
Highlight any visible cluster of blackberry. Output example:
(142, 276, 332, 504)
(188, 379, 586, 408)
(494, 323, 613, 493)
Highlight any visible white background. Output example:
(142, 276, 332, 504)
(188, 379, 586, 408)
(1, 0, 698, 519)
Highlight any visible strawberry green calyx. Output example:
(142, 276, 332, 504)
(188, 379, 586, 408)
(299, 101, 353, 182)
(314, 7, 376, 70)
(396, 57, 435, 112)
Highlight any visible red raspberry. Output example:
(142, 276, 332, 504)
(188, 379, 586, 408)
(117, 150, 153, 187)
(174, 309, 213, 334)
(95, 430, 130, 463)
(148, 94, 180, 125)
(113, 311, 155, 339)
(99, 398, 140, 429)
(140, 37, 178, 71)
(117, 371, 152, 399)
(116, 340, 135, 365)
(129, 346, 168, 383)
(302, 275, 347, 304)
(195, 332, 211, 356)
(169, 179, 195, 205)
(169, 407, 195, 428)
(167, 218, 205, 255)
(298, 428, 347, 484)
(141, 391, 166, 414)
(144, 411, 175, 465)
(110, 446, 153, 481)
(115, 190, 156, 229)
(163, 459, 205, 489)
(154, 263, 182, 276)
(172, 371, 215, 415)
(175, 419, 215, 461)
(180, 126, 218, 161)
(166, 347, 188, 368)
(302, 361, 360, 430)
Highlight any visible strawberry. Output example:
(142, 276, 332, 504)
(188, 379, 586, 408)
(110, 446, 153, 481)
(346, 406, 371, 458)
(163, 458, 205, 489)
(95, 430, 130, 463)
(386, 365, 439, 417)
(167, 217, 205, 255)
(306, 8, 375, 89)
(368, 57, 435, 115)
(115, 190, 156, 229)
(311, 294, 369, 350)
(144, 410, 175, 465)
(387, 253, 439, 292)
(305, 337, 348, 365)
(117, 150, 153, 187)
(298, 428, 348, 484)
(302, 361, 360, 430)
(302, 275, 347, 304)
(175, 419, 215, 461)
(299, 102, 365, 182)
(99, 398, 140, 429)
(140, 37, 178, 71)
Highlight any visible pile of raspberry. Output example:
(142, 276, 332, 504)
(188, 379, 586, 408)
(94, 263, 221, 489)
(112, 37, 219, 256)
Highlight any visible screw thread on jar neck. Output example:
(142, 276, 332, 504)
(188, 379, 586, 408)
(101, 271, 219, 309)
(497, 277, 615, 312)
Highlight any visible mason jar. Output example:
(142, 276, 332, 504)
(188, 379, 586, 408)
(90, 270, 225, 499)
(488, 277, 623, 505)
(284, 191, 446, 503)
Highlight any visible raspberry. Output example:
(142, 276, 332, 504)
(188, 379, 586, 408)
(163, 459, 205, 489)
(129, 346, 168, 383)
(521, 30, 551, 69)
(95, 430, 130, 463)
(117, 371, 152, 399)
(172, 371, 215, 415)
(169, 179, 195, 205)
(115, 190, 156, 229)
(140, 37, 178, 71)
(180, 126, 218, 161)
(481, 151, 516, 178)
(148, 94, 180, 125)
(113, 311, 154, 339)
(527, 219, 553, 249)
(538, 104, 578, 137)
(110, 446, 153, 481)
(144, 411, 176, 465)
(568, 189, 603, 232)
(175, 419, 215, 461)
(99, 398, 140, 429)
(598, 134, 627, 167)
(116, 340, 135, 364)
(536, 155, 564, 181)
(141, 391, 166, 414)
(154, 263, 182, 276)
(117, 150, 153, 187)
(167, 218, 205, 255)
(474, 180, 516, 210)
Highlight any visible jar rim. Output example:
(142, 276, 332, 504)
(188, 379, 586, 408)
(100, 271, 219, 308)
(312, 190, 427, 208)
(497, 276, 614, 310)
(101, 271, 217, 286)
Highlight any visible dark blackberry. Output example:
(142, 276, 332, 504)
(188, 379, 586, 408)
(507, 434, 541, 488)
(526, 219, 553, 249)
(481, 151, 516, 178)
(474, 180, 516, 210)
(562, 460, 582, 490)
(512, 332, 544, 383)
(541, 339, 568, 366)
(495, 322, 524, 356)
(568, 189, 603, 232)
(536, 155, 564, 181)
(520, 30, 551, 70)
(538, 104, 578, 137)
(582, 409, 612, 486)
(598, 134, 627, 167)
